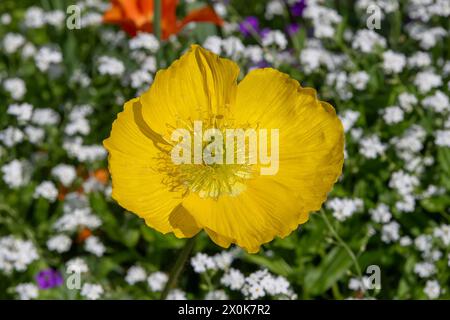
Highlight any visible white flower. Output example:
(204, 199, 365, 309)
(414, 70, 442, 93)
(359, 135, 386, 159)
(340, 110, 360, 132)
(1, 13, 11, 25)
(45, 10, 65, 27)
(166, 289, 187, 300)
(24, 7, 45, 28)
(221, 36, 245, 59)
(81, 283, 104, 300)
(1, 159, 29, 189)
(244, 45, 264, 63)
(147, 272, 168, 292)
(433, 224, 450, 246)
(15, 283, 38, 300)
(352, 29, 386, 53)
(66, 257, 89, 273)
(382, 106, 404, 124)
(205, 290, 228, 300)
(84, 236, 105, 257)
(382, 50, 406, 74)
(51, 164, 77, 187)
(47, 234, 72, 253)
(129, 33, 159, 52)
(34, 181, 58, 202)
(63, 137, 107, 162)
(22, 43, 36, 59)
(439, 134, 450, 149)
(389, 170, 419, 196)
(414, 262, 436, 278)
(262, 30, 287, 50)
(326, 198, 364, 221)
(81, 12, 103, 27)
(398, 92, 418, 112)
(3, 78, 26, 100)
(370, 203, 392, 224)
(415, 235, 433, 253)
(424, 280, 440, 299)
(35, 47, 63, 72)
(65, 118, 90, 136)
(98, 56, 125, 76)
(381, 221, 400, 243)
(54, 208, 101, 232)
(31, 108, 60, 126)
(221, 268, 245, 290)
(241, 269, 294, 299)
(2, 33, 25, 54)
(349, 71, 370, 90)
(422, 90, 450, 113)
(212, 251, 235, 270)
(408, 51, 431, 68)
(400, 236, 412, 246)
(191, 253, 217, 273)
(24, 126, 45, 144)
(203, 36, 222, 55)
(130, 69, 153, 89)
(0, 236, 39, 273)
(265, 0, 284, 19)
(395, 194, 416, 213)
(0, 126, 24, 147)
(125, 266, 147, 285)
(7, 103, 33, 122)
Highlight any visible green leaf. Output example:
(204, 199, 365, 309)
(304, 246, 353, 296)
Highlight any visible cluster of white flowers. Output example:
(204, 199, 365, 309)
(81, 283, 104, 300)
(47, 234, 72, 253)
(359, 135, 387, 159)
(98, 56, 125, 76)
(0, 236, 39, 274)
(147, 271, 169, 292)
(35, 46, 63, 72)
(54, 207, 101, 232)
(326, 197, 364, 221)
(191, 250, 236, 274)
(125, 265, 147, 285)
(240, 269, 295, 299)
(84, 236, 106, 257)
(1, 159, 30, 189)
(3, 78, 26, 100)
(15, 283, 39, 300)
(34, 181, 59, 202)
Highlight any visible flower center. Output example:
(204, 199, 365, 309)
(155, 115, 257, 199)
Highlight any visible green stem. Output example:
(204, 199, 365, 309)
(320, 209, 363, 280)
(153, 0, 163, 67)
(160, 236, 197, 300)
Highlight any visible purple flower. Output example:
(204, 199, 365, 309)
(291, 0, 307, 17)
(36, 269, 63, 289)
(286, 23, 300, 36)
(239, 16, 259, 37)
(259, 27, 271, 39)
(249, 60, 271, 71)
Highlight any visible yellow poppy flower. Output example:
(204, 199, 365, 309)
(103, 45, 344, 253)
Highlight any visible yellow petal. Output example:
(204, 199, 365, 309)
(103, 98, 182, 234)
(140, 45, 240, 137)
(168, 204, 201, 238)
(234, 68, 344, 217)
(182, 176, 305, 253)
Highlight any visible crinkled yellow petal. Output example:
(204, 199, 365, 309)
(140, 44, 240, 138)
(182, 176, 305, 253)
(234, 68, 344, 219)
(103, 98, 198, 236)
